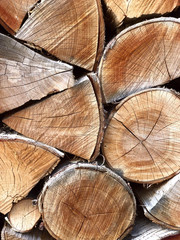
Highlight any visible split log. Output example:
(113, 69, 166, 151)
(0, 134, 63, 214)
(102, 88, 180, 184)
(0, 34, 74, 114)
(3, 80, 101, 160)
(1, 223, 54, 240)
(135, 172, 180, 230)
(15, 0, 105, 71)
(0, 0, 38, 34)
(38, 163, 136, 240)
(6, 199, 41, 233)
(103, 0, 180, 28)
(98, 18, 180, 103)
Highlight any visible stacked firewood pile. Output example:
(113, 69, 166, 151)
(0, 0, 180, 239)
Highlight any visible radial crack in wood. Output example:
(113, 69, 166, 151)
(3, 80, 101, 160)
(0, 34, 74, 114)
(102, 88, 180, 183)
(6, 199, 41, 233)
(38, 163, 136, 240)
(98, 18, 180, 103)
(0, 134, 63, 215)
(103, 0, 180, 28)
(15, 0, 105, 71)
(0, 0, 38, 34)
(1, 223, 55, 240)
(135, 173, 180, 230)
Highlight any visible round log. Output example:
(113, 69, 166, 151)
(38, 163, 136, 240)
(102, 88, 180, 183)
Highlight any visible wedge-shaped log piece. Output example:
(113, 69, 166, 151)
(3, 80, 100, 160)
(0, 34, 74, 114)
(135, 173, 180, 230)
(103, 0, 179, 27)
(99, 18, 180, 103)
(38, 163, 136, 240)
(102, 88, 180, 183)
(6, 199, 41, 233)
(0, 134, 63, 214)
(1, 223, 55, 240)
(15, 0, 105, 71)
(0, 0, 38, 34)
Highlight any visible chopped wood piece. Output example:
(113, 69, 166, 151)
(0, 34, 74, 114)
(98, 18, 180, 103)
(135, 173, 180, 230)
(0, 134, 63, 215)
(102, 88, 180, 184)
(38, 163, 136, 240)
(1, 223, 55, 240)
(6, 199, 41, 233)
(103, 0, 180, 27)
(0, 0, 38, 34)
(15, 0, 105, 71)
(3, 80, 100, 160)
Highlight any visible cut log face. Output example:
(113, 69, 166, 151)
(0, 0, 38, 34)
(6, 199, 41, 233)
(15, 0, 105, 71)
(102, 88, 180, 183)
(38, 163, 136, 240)
(0, 34, 74, 114)
(1, 223, 55, 240)
(98, 18, 180, 103)
(135, 173, 180, 230)
(3, 80, 100, 160)
(0, 134, 63, 215)
(103, 0, 180, 27)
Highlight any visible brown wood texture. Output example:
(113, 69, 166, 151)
(15, 0, 105, 71)
(3, 80, 101, 160)
(1, 223, 55, 240)
(98, 18, 180, 103)
(6, 199, 41, 233)
(0, 34, 74, 114)
(0, 134, 63, 215)
(102, 88, 180, 184)
(38, 163, 136, 240)
(103, 0, 180, 27)
(135, 173, 180, 230)
(0, 0, 38, 34)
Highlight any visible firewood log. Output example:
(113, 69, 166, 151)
(98, 17, 180, 103)
(102, 88, 180, 184)
(0, 0, 38, 34)
(0, 134, 63, 214)
(0, 33, 74, 114)
(38, 163, 136, 240)
(1, 223, 54, 240)
(6, 199, 41, 233)
(15, 0, 105, 71)
(135, 173, 180, 230)
(3, 80, 101, 160)
(103, 0, 180, 28)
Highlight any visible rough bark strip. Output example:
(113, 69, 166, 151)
(0, 33, 74, 114)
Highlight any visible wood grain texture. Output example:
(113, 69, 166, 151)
(1, 223, 55, 240)
(15, 0, 105, 71)
(0, 34, 74, 114)
(38, 163, 136, 240)
(136, 173, 180, 230)
(6, 199, 41, 233)
(3, 80, 100, 160)
(0, 0, 38, 34)
(98, 18, 180, 103)
(0, 134, 63, 214)
(102, 88, 180, 183)
(103, 0, 180, 27)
